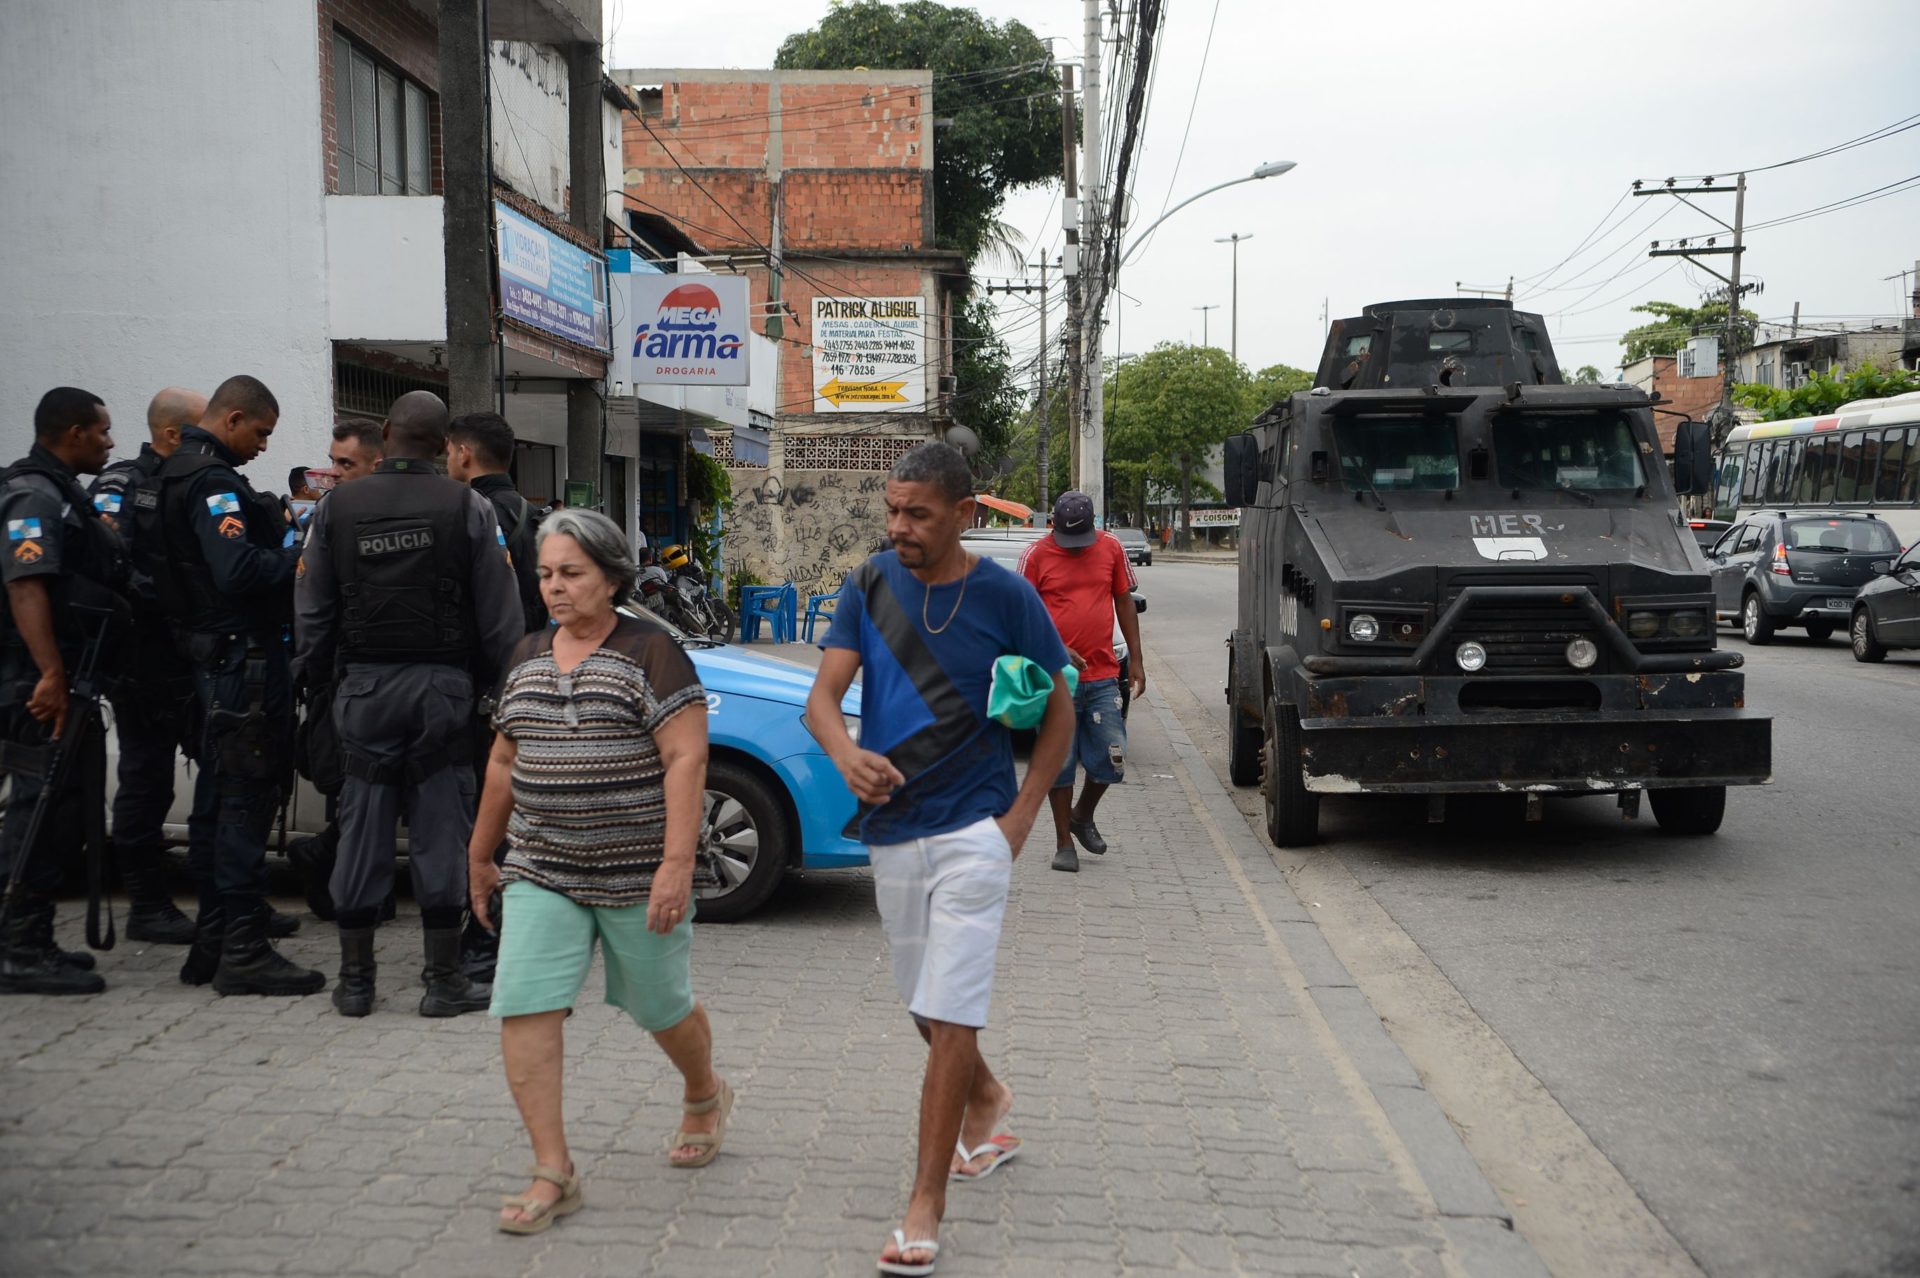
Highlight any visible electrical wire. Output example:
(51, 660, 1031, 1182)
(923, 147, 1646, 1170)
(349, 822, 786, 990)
(1128, 0, 1221, 267)
(631, 61, 1052, 135)
(1666, 110, 1920, 180)
(1745, 172, 1920, 232)
(1514, 189, 1631, 288)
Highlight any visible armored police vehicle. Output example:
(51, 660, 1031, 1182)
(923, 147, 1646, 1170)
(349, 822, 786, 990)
(1221, 299, 1771, 844)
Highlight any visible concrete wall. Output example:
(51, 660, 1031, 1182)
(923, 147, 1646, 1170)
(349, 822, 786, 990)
(724, 468, 893, 599)
(0, 0, 336, 482)
(325, 196, 447, 339)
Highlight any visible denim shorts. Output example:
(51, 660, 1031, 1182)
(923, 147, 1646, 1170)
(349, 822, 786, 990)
(488, 879, 696, 1031)
(1054, 677, 1126, 789)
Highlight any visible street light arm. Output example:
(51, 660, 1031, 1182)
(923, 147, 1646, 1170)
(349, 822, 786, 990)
(1118, 162, 1296, 268)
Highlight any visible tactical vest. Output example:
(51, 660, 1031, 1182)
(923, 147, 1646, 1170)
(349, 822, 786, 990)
(92, 449, 163, 609)
(324, 467, 476, 665)
(139, 441, 289, 631)
(0, 454, 129, 654)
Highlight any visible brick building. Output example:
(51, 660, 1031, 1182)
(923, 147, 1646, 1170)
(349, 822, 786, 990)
(1623, 354, 1725, 454)
(613, 67, 971, 596)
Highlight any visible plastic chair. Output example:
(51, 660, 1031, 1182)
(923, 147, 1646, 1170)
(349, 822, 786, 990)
(802, 584, 843, 644)
(739, 582, 797, 643)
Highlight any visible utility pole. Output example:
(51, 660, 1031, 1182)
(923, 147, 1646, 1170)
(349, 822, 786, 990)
(1079, 0, 1104, 517)
(439, 0, 492, 418)
(1059, 64, 1082, 491)
(986, 269, 1052, 516)
(1193, 304, 1218, 349)
(1638, 171, 1747, 445)
(1215, 232, 1252, 364)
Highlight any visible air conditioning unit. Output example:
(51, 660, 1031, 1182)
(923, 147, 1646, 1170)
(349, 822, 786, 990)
(1786, 361, 1807, 387)
(938, 374, 958, 396)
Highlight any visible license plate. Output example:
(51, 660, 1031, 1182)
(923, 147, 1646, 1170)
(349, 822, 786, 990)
(1826, 597, 1848, 609)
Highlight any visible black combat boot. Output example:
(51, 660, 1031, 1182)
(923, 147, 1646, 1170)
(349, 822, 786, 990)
(122, 865, 197, 946)
(418, 927, 490, 1017)
(17, 895, 97, 970)
(332, 926, 376, 1017)
(211, 897, 325, 997)
(265, 908, 300, 938)
(0, 896, 105, 996)
(179, 903, 223, 986)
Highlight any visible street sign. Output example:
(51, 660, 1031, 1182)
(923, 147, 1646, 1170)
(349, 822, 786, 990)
(495, 202, 610, 350)
(811, 297, 925, 413)
(616, 271, 750, 386)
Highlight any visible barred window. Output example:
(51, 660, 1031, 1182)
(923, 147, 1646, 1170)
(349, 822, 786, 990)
(333, 31, 433, 196)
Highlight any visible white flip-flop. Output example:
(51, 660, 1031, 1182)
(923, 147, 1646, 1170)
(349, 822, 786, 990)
(877, 1228, 940, 1276)
(950, 1134, 1021, 1183)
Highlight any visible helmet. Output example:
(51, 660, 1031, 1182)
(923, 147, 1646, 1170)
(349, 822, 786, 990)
(658, 543, 691, 571)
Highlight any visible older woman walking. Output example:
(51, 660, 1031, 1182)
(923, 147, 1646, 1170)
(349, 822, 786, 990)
(468, 508, 732, 1235)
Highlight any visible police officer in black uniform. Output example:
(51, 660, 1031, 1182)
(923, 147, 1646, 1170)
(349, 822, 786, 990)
(295, 391, 522, 1017)
(0, 388, 127, 995)
(142, 375, 323, 997)
(447, 410, 545, 632)
(86, 386, 205, 945)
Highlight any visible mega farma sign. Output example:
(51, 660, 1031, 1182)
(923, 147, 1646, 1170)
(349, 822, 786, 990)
(622, 273, 751, 386)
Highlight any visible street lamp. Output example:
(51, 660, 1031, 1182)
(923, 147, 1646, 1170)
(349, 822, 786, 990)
(1213, 233, 1253, 364)
(1192, 304, 1220, 348)
(1117, 160, 1296, 268)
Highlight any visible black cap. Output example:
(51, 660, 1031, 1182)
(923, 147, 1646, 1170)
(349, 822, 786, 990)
(1051, 490, 1097, 548)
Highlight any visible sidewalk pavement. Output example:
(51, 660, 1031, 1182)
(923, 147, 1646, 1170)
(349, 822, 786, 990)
(1, 688, 1543, 1277)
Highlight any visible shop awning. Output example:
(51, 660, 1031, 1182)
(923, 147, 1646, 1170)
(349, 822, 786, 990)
(975, 493, 1033, 522)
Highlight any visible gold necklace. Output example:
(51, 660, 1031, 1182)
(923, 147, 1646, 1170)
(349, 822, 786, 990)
(921, 555, 973, 634)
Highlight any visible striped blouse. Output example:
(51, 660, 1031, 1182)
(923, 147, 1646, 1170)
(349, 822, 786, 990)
(494, 615, 711, 906)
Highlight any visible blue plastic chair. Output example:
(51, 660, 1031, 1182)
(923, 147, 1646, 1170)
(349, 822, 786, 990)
(739, 582, 797, 643)
(802, 583, 843, 644)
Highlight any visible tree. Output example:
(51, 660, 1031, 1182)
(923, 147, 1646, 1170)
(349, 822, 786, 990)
(1245, 362, 1312, 416)
(775, 2, 1062, 263)
(1620, 299, 1759, 363)
(949, 296, 1022, 465)
(1567, 364, 1605, 385)
(1735, 361, 1920, 422)
(1107, 344, 1249, 549)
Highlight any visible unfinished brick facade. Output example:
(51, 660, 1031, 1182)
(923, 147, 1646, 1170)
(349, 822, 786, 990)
(317, 0, 443, 196)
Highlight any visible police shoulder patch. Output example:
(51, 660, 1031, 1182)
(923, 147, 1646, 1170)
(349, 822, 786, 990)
(205, 492, 242, 516)
(93, 492, 124, 514)
(217, 515, 246, 540)
(7, 517, 44, 541)
(13, 540, 43, 564)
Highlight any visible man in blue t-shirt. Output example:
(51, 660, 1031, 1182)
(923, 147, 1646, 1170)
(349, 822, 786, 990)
(808, 443, 1073, 1277)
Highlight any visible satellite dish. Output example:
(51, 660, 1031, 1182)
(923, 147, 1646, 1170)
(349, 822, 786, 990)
(943, 425, 980, 458)
(996, 455, 1016, 476)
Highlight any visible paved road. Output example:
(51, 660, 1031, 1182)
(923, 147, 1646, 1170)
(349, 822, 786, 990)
(1, 674, 1504, 1277)
(1138, 558, 1920, 1278)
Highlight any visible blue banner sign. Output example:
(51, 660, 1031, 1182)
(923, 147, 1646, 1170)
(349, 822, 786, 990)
(495, 202, 609, 350)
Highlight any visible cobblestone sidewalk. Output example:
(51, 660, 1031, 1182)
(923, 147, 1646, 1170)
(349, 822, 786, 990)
(4, 695, 1493, 1277)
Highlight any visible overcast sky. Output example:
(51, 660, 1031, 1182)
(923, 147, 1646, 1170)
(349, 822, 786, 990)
(608, 0, 1919, 379)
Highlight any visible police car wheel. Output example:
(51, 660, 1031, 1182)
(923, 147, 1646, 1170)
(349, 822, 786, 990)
(1648, 786, 1726, 836)
(1262, 695, 1319, 847)
(692, 759, 789, 923)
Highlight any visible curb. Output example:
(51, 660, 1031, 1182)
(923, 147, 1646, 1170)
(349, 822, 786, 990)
(1147, 693, 1551, 1278)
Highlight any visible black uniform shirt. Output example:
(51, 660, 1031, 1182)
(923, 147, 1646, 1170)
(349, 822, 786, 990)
(471, 471, 546, 631)
(173, 426, 297, 632)
(0, 445, 78, 587)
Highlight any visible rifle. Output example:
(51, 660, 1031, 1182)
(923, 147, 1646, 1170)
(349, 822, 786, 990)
(0, 604, 116, 950)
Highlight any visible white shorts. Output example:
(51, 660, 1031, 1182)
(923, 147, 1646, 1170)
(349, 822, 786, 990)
(868, 816, 1014, 1029)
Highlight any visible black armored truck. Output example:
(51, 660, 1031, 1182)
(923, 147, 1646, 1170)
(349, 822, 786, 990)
(1221, 299, 1771, 844)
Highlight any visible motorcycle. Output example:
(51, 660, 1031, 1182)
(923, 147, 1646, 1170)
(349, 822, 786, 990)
(643, 545, 733, 642)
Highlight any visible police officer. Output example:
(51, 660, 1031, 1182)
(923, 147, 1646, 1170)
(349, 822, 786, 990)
(447, 410, 545, 632)
(144, 375, 323, 996)
(295, 391, 521, 1017)
(86, 387, 205, 945)
(0, 388, 127, 995)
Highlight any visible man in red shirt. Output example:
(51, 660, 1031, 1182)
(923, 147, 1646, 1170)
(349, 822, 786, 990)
(1019, 492, 1146, 872)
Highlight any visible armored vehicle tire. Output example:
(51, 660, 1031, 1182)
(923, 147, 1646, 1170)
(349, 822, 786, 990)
(1225, 658, 1263, 787)
(1262, 696, 1319, 846)
(1740, 593, 1775, 645)
(693, 759, 789, 922)
(1804, 620, 1835, 643)
(1851, 607, 1887, 663)
(1648, 786, 1727, 836)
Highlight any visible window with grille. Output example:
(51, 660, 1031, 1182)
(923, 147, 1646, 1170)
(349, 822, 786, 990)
(332, 31, 432, 195)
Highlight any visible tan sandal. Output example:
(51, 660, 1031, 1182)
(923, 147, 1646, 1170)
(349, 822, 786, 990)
(669, 1077, 734, 1168)
(497, 1162, 583, 1235)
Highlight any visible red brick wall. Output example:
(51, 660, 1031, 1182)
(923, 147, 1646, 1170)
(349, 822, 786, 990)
(1650, 356, 1724, 451)
(317, 0, 443, 196)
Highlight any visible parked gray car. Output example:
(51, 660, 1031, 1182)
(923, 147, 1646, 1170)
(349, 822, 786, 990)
(1709, 511, 1903, 643)
(1850, 539, 1920, 661)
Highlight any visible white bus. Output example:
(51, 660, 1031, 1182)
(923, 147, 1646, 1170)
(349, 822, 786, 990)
(1712, 389, 1920, 546)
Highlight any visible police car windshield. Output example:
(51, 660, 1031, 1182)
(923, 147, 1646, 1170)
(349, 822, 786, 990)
(1333, 416, 1461, 491)
(1493, 412, 1644, 491)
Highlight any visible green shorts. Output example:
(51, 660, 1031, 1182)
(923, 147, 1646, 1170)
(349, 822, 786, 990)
(488, 879, 697, 1031)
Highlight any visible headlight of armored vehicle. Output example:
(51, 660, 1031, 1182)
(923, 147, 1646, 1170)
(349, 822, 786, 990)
(1626, 612, 1662, 640)
(1565, 637, 1599, 669)
(1455, 641, 1488, 673)
(1667, 611, 1706, 638)
(1347, 613, 1380, 643)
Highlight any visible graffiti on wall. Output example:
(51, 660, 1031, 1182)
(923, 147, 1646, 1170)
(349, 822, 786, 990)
(726, 468, 891, 598)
